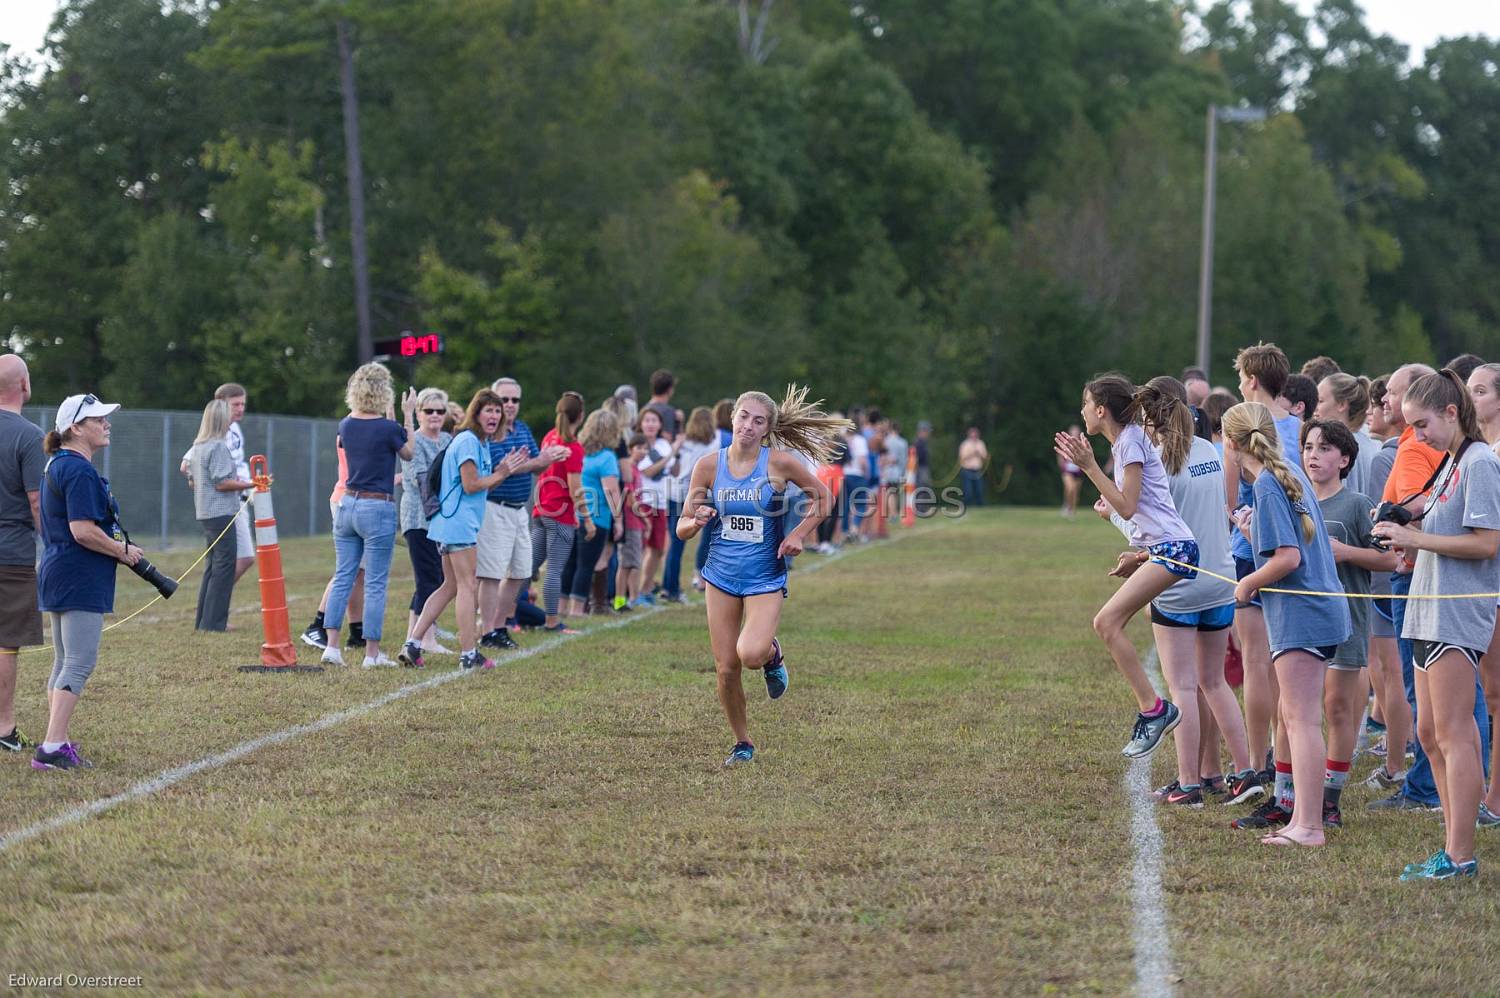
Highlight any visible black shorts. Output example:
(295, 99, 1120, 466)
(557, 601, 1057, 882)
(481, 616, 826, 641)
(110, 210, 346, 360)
(1271, 645, 1339, 664)
(1233, 556, 1262, 610)
(1413, 640, 1483, 673)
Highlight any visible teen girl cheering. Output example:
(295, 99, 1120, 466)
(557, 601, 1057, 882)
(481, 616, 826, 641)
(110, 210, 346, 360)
(1105, 378, 1256, 805)
(1223, 402, 1350, 847)
(1377, 370, 1500, 880)
(677, 386, 848, 768)
(1054, 374, 1198, 760)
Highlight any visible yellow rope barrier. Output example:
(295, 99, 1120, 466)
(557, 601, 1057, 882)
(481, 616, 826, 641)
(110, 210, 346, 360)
(1151, 554, 1500, 601)
(25, 502, 248, 655)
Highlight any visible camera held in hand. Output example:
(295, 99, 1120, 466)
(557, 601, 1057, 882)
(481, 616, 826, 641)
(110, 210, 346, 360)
(129, 555, 178, 600)
(1370, 501, 1415, 551)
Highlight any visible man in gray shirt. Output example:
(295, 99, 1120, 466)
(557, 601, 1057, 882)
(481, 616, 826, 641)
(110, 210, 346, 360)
(0, 355, 44, 752)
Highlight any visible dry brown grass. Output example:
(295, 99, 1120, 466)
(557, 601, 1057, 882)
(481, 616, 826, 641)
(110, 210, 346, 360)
(1, 510, 1493, 994)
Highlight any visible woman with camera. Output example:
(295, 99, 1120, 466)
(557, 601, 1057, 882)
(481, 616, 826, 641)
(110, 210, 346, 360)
(32, 394, 146, 770)
(1375, 370, 1500, 880)
(189, 399, 255, 632)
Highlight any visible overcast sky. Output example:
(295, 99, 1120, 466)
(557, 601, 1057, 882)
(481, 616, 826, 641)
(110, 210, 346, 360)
(1, 0, 1498, 68)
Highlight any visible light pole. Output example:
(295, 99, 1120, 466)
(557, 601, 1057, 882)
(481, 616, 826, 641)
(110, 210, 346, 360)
(1196, 104, 1267, 378)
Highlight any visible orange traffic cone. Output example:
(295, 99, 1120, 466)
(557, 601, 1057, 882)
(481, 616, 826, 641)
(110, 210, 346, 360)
(902, 445, 917, 527)
(238, 455, 321, 673)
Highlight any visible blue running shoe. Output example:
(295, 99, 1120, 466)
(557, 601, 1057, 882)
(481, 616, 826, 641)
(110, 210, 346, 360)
(763, 638, 788, 700)
(723, 742, 755, 768)
(1401, 850, 1478, 881)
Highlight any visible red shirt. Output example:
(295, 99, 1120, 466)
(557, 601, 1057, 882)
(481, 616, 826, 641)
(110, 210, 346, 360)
(534, 429, 585, 526)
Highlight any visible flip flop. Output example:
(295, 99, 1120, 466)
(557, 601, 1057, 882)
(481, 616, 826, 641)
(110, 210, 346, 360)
(1260, 830, 1324, 848)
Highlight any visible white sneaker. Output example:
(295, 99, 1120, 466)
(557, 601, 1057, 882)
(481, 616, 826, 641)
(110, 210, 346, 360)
(320, 647, 345, 667)
(420, 642, 454, 656)
(362, 653, 399, 669)
(434, 626, 456, 642)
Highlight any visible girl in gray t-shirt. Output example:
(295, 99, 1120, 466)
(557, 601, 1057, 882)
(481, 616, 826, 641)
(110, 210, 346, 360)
(1374, 370, 1500, 881)
(1055, 374, 1197, 764)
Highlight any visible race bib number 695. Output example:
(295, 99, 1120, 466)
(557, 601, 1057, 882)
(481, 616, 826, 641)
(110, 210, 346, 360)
(721, 513, 763, 544)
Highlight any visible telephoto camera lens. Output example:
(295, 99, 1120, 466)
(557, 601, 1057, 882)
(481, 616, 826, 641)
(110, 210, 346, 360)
(130, 557, 179, 599)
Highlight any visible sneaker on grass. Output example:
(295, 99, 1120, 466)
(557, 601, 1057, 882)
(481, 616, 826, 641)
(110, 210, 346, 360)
(480, 628, 519, 651)
(1400, 851, 1477, 882)
(300, 621, 328, 650)
(459, 650, 494, 671)
(398, 641, 425, 669)
(1161, 784, 1203, 808)
(0, 727, 36, 752)
(1477, 803, 1500, 828)
(31, 743, 90, 771)
(320, 646, 345, 668)
(763, 638, 788, 700)
(362, 653, 399, 669)
(1230, 800, 1290, 830)
(722, 742, 754, 768)
(1121, 702, 1179, 759)
(1224, 769, 1266, 806)
(1363, 766, 1406, 791)
(1367, 791, 1440, 813)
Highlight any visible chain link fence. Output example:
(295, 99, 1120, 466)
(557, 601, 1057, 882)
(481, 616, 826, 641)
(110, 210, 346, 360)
(24, 407, 345, 550)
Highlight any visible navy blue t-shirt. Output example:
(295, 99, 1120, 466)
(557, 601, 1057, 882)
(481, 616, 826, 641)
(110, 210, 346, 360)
(339, 416, 407, 496)
(488, 421, 538, 505)
(38, 449, 118, 614)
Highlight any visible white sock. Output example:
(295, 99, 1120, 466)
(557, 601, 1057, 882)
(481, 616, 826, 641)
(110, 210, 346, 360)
(42, 741, 64, 753)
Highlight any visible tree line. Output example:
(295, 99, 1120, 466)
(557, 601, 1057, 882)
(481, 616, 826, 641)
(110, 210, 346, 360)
(1, 0, 1497, 500)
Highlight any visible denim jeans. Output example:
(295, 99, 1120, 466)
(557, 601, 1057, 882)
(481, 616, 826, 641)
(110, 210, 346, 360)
(1394, 571, 1492, 804)
(325, 496, 398, 641)
(843, 475, 869, 531)
(961, 468, 985, 508)
(662, 499, 685, 597)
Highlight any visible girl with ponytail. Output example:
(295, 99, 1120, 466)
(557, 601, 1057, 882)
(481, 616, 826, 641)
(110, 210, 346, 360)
(1222, 402, 1350, 847)
(1466, 362, 1500, 828)
(1108, 377, 1256, 807)
(1315, 373, 1381, 497)
(677, 386, 850, 767)
(1054, 374, 1200, 762)
(1375, 369, 1500, 879)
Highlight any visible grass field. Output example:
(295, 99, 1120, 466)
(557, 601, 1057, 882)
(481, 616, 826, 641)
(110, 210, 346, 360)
(2, 509, 1498, 995)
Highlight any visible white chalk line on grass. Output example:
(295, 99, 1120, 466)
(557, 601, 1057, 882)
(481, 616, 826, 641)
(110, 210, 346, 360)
(1126, 647, 1175, 998)
(0, 527, 932, 857)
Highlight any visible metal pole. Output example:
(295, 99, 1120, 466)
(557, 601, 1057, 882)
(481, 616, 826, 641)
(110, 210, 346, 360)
(308, 421, 319, 536)
(1195, 104, 1218, 378)
(337, 18, 374, 364)
(160, 413, 171, 549)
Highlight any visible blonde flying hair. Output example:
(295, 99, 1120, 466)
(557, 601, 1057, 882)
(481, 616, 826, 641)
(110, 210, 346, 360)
(194, 398, 232, 446)
(734, 385, 853, 464)
(1222, 401, 1314, 542)
(577, 408, 621, 455)
(345, 362, 394, 415)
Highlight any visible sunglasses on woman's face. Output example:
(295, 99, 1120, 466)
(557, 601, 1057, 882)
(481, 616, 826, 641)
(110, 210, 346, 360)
(421, 408, 446, 415)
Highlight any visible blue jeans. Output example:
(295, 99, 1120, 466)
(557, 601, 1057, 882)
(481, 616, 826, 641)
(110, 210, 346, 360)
(961, 468, 985, 508)
(662, 499, 685, 598)
(325, 496, 398, 641)
(1394, 571, 1491, 804)
(844, 475, 869, 531)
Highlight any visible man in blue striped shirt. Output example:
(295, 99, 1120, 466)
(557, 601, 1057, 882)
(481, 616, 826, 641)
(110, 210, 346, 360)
(477, 377, 568, 649)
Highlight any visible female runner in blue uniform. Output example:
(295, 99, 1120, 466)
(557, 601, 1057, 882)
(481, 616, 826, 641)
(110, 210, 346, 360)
(677, 386, 851, 767)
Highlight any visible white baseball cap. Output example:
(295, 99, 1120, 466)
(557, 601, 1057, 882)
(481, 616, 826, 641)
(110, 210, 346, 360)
(55, 393, 120, 433)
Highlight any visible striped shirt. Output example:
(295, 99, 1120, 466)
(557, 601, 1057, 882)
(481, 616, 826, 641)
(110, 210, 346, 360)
(488, 420, 539, 505)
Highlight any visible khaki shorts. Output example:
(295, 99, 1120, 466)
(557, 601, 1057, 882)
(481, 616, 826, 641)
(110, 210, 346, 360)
(618, 528, 644, 570)
(477, 501, 532, 580)
(235, 503, 254, 559)
(0, 564, 43, 649)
